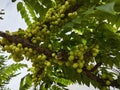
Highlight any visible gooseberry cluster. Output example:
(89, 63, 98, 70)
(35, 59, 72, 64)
(84, 44, 100, 70)
(0, 0, 75, 86)
(60, 44, 86, 73)
(0, 0, 101, 86)
(0, 37, 100, 85)
(92, 44, 99, 57)
(8, 0, 78, 49)
(101, 72, 114, 86)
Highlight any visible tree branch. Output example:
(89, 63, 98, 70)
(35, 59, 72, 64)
(0, 31, 53, 57)
(90, 62, 102, 72)
(83, 68, 120, 88)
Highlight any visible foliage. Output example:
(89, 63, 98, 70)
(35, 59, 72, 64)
(0, 0, 120, 90)
(0, 52, 27, 90)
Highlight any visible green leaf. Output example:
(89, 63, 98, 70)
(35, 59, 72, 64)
(41, 0, 53, 8)
(51, 85, 65, 90)
(0, 62, 27, 87)
(96, 2, 115, 15)
(80, 74, 90, 87)
(11, 0, 16, 2)
(52, 77, 72, 86)
(17, 2, 32, 25)
(17, 2, 23, 11)
(23, 0, 37, 21)
(83, 6, 95, 15)
(19, 73, 32, 90)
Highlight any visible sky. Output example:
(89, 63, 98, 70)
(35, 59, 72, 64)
(0, 0, 115, 90)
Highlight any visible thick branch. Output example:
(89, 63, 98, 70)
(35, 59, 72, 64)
(0, 1, 119, 89)
(83, 68, 120, 88)
(0, 32, 120, 89)
(0, 31, 53, 57)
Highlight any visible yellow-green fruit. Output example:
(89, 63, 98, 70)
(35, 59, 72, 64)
(69, 51, 74, 55)
(79, 55, 84, 60)
(25, 52, 31, 57)
(79, 62, 84, 68)
(15, 47, 20, 52)
(58, 61, 63, 65)
(37, 55, 42, 60)
(52, 53, 56, 57)
(92, 47, 99, 57)
(29, 48, 33, 53)
(45, 61, 51, 66)
(77, 68, 82, 73)
(36, 36, 41, 40)
(101, 73, 107, 79)
(86, 65, 92, 70)
(54, 21, 59, 25)
(72, 63, 78, 68)
(60, 14, 65, 18)
(11, 45, 16, 50)
(41, 54, 47, 60)
(92, 52, 98, 57)
(32, 39, 37, 44)
(24, 47, 28, 51)
(48, 44, 52, 49)
(106, 80, 111, 85)
(65, 1, 69, 5)
(28, 33, 32, 37)
(68, 13, 73, 17)
(61, 5, 66, 11)
(68, 55, 74, 61)
(90, 64, 94, 69)
(94, 49, 99, 53)
(17, 43, 22, 48)
(4, 45, 9, 50)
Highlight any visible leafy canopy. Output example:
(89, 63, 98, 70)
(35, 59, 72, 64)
(0, 0, 120, 90)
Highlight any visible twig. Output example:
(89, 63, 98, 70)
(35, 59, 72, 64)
(90, 62, 102, 72)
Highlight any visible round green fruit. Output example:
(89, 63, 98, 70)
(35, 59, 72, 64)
(37, 55, 42, 60)
(69, 51, 74, 55)
(92, 52, 98, 57)
(32, 39, 37, 44)
(17, 43, 22, 48)
(48, 44, 52, 49)
(86, 65, 92, 70)
(45, 61, 51, 66)
(68, 13, 73, 17)
(68, 55, 74, 61)
(79, 62, 84, 68)
(15, 47, 20, 52)
(106, 80, 111, 85)
(29, 48, 33, 53)
(77, 68, 82, 73)
(101, 73, 107, 79)
(52, 53, 56, 57)
(41, 54, 47, 60)
(72, 63, 78, 68)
